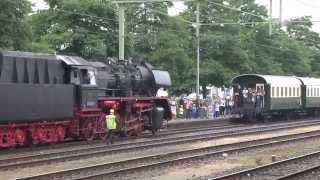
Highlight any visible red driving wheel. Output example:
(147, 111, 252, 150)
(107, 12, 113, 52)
(83, 121, 94, 141)
(56, 126, 66, 141)
(15, 129, 26, 145)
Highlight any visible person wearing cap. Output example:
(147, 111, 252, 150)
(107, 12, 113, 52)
(106, 109, 117, 144)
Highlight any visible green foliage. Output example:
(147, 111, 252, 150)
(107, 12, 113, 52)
(2, 0, 320, 96)
(0, 0, 31, 50)
(28, 0, 118, 57)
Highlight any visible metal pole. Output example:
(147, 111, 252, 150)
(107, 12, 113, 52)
(196, 2, 200, 111)
(279, 0, 283, 26)
(269, 0, 272, 36)
(118, 5, 125, 60)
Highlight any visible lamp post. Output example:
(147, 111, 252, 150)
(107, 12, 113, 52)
(196, 2, 200, 112)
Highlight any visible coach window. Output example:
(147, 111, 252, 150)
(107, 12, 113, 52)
(297, 88, 300, 97)
(281, 87, 284, 97)
(312, 88, 316, 97)
(309, 88, 311, 97)
(285, 87, 288, 97)
(289, 87, 291, 97)
(293, 87, 296, 97)
(272, 86, 275, 97)
(313, 88, 316, 97)
(276, 87, 279, 97)
(318, 88, 320, 97)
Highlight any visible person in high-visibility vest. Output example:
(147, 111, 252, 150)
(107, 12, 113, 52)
(179, 105, 184, 118)
(106, 109, 117, 145)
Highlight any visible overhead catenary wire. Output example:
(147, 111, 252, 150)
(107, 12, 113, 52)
(25, 1, 320, 54)
(30, 2, 320, 28)
(149, 8, 194, 24)
(51, 9, 118, 23)
(200, 20, 320, 26)
(111, 0, 194, 4)
(207, 0, 267, 20)
(295, 0, 320, 9)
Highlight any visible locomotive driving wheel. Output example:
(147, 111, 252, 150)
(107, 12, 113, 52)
(82, 121, 95, 141)
(14, 129, 26, 145)
(56, 126, 66, 141)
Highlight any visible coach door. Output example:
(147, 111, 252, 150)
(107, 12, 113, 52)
(256, 84, 265, 108)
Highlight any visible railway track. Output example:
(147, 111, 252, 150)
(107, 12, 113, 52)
(0, 123, 243, 160)
(1, 120, 320, 171)
(1, 119, 320, 172)
(165, 118, 232, 129)
(0, 121, 240, 157)
(210, 150, 320, 180)
(274, 164, 320, 180)
(17, 125, 320, 180)
(152, 123, 243, 136)
(0, 121, 320, 171)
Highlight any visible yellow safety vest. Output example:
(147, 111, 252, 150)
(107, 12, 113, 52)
(106, 114, 117, 130)
(179, 107, 184, 115)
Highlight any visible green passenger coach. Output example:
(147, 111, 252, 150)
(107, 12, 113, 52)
(231, 74, 320, 121)
(298, 77, 320, 108)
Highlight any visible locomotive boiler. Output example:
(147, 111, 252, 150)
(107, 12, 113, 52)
(0, 51, 171, 148)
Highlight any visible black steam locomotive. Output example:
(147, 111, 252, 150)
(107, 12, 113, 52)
(0, 51, 171, 147)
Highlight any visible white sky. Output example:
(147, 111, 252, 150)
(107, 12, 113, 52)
(29, 0, 320, 31)
(29, 0, 48, 10)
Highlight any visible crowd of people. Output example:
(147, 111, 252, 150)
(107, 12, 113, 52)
(233, 86, 265, 108)
(169, 95, 235, 119)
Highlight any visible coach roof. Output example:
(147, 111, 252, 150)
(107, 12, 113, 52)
(232, 74, 302, 86)
(298, 77, 320, 86)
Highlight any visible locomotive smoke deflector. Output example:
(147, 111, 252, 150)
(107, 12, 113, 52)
(152, 70, 172, 88)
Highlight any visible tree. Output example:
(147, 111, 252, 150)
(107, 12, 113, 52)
(0, 0, 31, 50)
(286, 16, 320, 49)
(28, 0, 118, 58)
(150, 17, 194, 95)
(23, 0, 320, 96)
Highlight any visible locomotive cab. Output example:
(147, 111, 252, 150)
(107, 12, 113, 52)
(70, 67, 100, 109)
(57, 55, 101, 109)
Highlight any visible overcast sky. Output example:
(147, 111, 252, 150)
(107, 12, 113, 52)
(30, 0, 320, 31)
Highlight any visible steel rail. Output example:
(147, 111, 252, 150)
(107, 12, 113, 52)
(0, 123, 242, 160)
(1, 120, 320, 171)
(0, 119, 234, 157)
(17, 129, 320, 180)
(274, 164, 320, 180)
(210, 150, 320, 180)
(151, 124, 244, 136)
